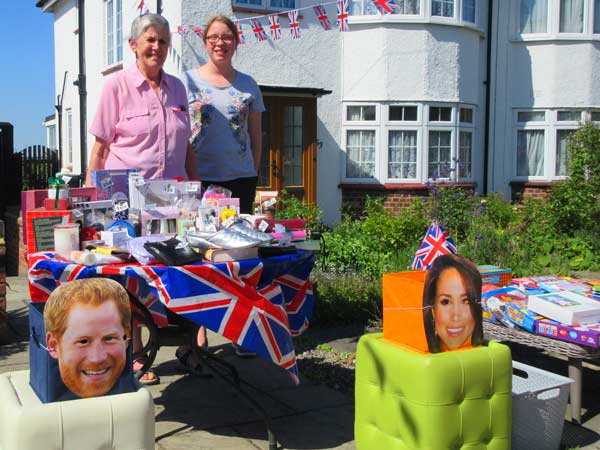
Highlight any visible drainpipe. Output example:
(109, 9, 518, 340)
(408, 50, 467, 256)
(483, 0, 493, 195)
(74, 0, 87, 178)
(157, 0, 162, 14)
(54, 71, 67, 170)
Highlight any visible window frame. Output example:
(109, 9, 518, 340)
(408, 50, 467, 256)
(104, 0, 123, 68)
(344, 127, 380, 181)
(66, 108, 73, 165)
(516, 0, 600, 39)
(232, 0, 295, 11)
(385, 127, 421, 181)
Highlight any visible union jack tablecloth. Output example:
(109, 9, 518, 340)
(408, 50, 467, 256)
(27, 250, 316, 383)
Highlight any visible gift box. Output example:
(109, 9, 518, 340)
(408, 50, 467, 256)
(504, 300, 544, 333)
(128, 174, 180, 210)
(90, 169, 138, 201)
(477, 265, 512, 287)
(28, 302, 137, 403)
(383, 271, 429, 353)
(43, 198, 71, 211)
(536, 319, 600, 348)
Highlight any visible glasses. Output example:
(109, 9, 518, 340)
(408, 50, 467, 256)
(206, 34, 235, 44)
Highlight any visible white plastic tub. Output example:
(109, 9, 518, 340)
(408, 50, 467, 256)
(512, 360, 574, 450)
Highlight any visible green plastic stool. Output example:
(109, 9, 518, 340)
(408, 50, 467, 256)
(355, 333, 512, 450)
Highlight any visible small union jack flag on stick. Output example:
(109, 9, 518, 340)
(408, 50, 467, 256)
(235, 21, 246, 44)
(371, 0, 397, 15)
(288, 10, 301, 39)
(136, 0, 146, 15)
(337, 0, 350, 32)
(268, 14, 282, 40)
(192, 26, 203, 38)
(412, 222, 458, 270)
(251, 19, 267, 42)
(314, 5, 332, 30)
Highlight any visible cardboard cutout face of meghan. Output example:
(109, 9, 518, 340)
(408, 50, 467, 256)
(432, 267, 475, 351)
(46, 300, 129, 398)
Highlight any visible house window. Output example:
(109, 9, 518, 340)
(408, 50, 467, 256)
(428, 130, 452, 178)
(66, 109, 73, 164)
(397, 0, 420, 14)
(432, 0, 454, 17)
(518, 111, 546, 122)
(556, 129, 574, 176)
(429, 106, 452, 122)
(48, 125, 56, 150)
(595, 0, 600, 32)
(388, 130, 418, 178)
(389, 105, 418, 121)
(347, 105, 376, 121)
(283, 106, 303, 186)
(462, 0, 476, 22)
(234, 0, 295, 9)
(459, 131, 472, 178)
(459, 107, 473, 123)
(591, 111, 600, 121)
(520, 0, 548, 33)
(105, 0, 122, 66)
(557, 110, 581, 122)
(346, 130, 376, 178)
(560, 0, 584, 32)
(517, 129, 545, 176)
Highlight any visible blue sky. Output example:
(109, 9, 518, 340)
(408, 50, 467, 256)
(0, 3, 55, 152)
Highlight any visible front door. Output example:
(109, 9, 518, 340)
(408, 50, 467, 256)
(257, 96, 317, 204)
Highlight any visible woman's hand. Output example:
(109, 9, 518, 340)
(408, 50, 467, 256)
(85, 138, 110, 186)
(185, 142, 201, 181)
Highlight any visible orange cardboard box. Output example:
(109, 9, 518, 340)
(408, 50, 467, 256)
(383, 271, 429, 353)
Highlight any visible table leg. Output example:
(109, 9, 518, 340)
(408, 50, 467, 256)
(568, 358, 583, 424)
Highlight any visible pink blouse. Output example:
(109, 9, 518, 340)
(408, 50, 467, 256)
(89, 63, 191, 179)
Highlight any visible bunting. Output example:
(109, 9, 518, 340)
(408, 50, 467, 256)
(337, 0, 350, 32)
(314, 5, 332, 31)
(172, 0, 362, 44)
(235, 21, 246, 44)
(371, 0, 396, 15)
(288, 10, 301, 39)
(268, 14, 282, 40)
(251, 18, 267, 42)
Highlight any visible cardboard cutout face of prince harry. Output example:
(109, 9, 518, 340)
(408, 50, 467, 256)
(45, 280, 130, 399)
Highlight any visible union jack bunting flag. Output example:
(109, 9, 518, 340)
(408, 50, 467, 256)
(235, 21, 246, 44)
(176, 25, 186, 35)
(251, 19, 267, 42)
(337, 0, 350, 32)
(288, 10, 301, 39)
(136, 0, 144, 13)
(412, 222, 458, 270)
(192, 26, 203, 38)
(314, 5, 332, 30)
(27, 251, 316, 383)
(371, 0, 396, 15)
(268, 14, 282, 40)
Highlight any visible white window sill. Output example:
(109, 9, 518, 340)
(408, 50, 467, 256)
(348, 15, 483, 35)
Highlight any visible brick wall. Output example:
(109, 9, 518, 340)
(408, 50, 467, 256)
(510, 181, 555, 202)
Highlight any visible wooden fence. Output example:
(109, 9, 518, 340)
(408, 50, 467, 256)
(20, 145, 59, 191)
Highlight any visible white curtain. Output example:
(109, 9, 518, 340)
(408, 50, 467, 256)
(459, 131, 472, 179)
(560, 0, 584, 32)
(520, 0, 548, 33)
(556, 130, 573, 176)
(388, 131, 417, 178)
(462, 0, 476, 22)
(397, 0, 420, 14)
(517, 130, 545, 176)
(346, 130, 375, 178)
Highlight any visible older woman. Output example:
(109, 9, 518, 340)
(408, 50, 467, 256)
(422, 254, 484, 353)
(86, 13, 198, 184)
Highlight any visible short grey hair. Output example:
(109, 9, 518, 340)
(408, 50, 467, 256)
(130, 13, 170, 43)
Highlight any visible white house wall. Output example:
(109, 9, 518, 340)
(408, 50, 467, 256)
(489, 0, 600, 198)
(52, 0, 78, 171)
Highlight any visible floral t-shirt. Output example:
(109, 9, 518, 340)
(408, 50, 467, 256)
(182, 69, 265, 181)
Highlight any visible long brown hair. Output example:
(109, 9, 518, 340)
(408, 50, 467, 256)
(422, 254, 483, 353)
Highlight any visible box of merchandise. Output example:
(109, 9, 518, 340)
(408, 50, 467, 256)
(90, 169, 138, 201)
(504, 300, 544, 333)
(477, 265, 512, 286)
(536, 319, 600, 348)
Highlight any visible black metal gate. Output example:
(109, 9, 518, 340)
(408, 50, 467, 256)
(0, 123, 21, 216)
(20, 144, 59, 191)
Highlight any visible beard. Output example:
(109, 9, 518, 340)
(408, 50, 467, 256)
(58, 353, 126, 398)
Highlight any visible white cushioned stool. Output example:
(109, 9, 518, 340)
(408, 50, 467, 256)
(0, 370, 155, 450)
